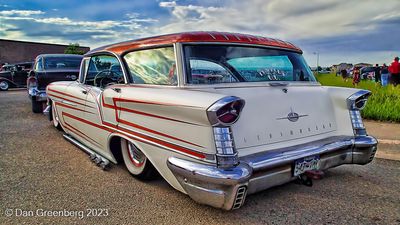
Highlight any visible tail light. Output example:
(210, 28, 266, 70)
(347, 90, 371, 136)
(207, 96, 245, 126)
(27, 76, 37, 88)
(208, 96, 245, 168)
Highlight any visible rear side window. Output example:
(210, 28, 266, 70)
(124, 47, 177, 85)
(35, 57, 43, 71)
(44, 57, 82, 70)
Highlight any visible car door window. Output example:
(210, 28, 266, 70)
(124, 47, 177, 85)
(84, 55, 124, 88)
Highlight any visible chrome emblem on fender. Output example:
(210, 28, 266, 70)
(277, 108, 308, 122)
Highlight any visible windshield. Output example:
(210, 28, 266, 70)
(44, 57, 82, 70)
(184, 45, 316, 84)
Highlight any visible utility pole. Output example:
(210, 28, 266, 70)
(313, 52, 319, 75)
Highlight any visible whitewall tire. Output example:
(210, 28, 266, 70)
(121, 139, 157, 180)
(0, 81, 9, 91)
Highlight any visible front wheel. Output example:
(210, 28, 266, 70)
(121, 139, 158, 180)
(0, 80, 9, 91)
(31, 100, 43, 113)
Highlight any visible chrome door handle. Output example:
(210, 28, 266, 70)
(112, 88, 121, 93)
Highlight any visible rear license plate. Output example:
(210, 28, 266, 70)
(293, 155, 320, 176)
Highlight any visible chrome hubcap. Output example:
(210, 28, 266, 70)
(0, 81, 8, 89)
(128, 142, 145, 166)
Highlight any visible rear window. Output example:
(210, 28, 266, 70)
(184, 45, 315, 84)
(44, 57, 82, 70)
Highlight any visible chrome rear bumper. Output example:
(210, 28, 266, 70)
(28, 87, 47, 102)
(167, 135, 377, 210)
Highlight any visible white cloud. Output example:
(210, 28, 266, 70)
(158, 0, 400, 39)
(159, 1, 177, 8)
(0, 10, 44, 16)
(0, 10, 156, 47)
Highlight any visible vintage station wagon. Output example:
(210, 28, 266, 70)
(46, 32, 377, 210)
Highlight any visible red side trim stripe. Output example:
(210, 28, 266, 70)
(62, 111, 206, 159)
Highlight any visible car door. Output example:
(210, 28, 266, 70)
(77, 54, 124, 158)
(12, 66, 28, 86)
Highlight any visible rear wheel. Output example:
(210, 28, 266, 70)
(31, 100, 43, 113)
(0, 81, 9, 91)
(51, 102, 62, 130)
(121, 139, 157, 180)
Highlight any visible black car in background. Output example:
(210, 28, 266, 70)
(0, 62, 33, 91)
(28, 54, 83, 113)
(360, 66, 375, 80)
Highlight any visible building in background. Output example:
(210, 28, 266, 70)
(0, 39, 90, 65)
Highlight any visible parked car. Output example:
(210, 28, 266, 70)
(0, 64, 15, 72)
(360, 66, 375, 80)
(46, 32, 377, 210)
(0, 62, 33, 90)
(28, 54, 83, 113)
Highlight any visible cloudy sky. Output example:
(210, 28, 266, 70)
(0, 0, 399, 66)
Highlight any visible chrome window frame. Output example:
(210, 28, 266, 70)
(82, 51, 129, 87)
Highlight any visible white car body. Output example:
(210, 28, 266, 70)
(46, 32, 377, 210)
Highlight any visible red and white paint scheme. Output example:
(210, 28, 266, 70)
(47, 31, 377, 210)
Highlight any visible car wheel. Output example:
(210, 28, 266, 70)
(51, 102, 63, 130)
(121, 139, 158, 180)
(32, 100, 43, 113)
(0, 81, 9, 91)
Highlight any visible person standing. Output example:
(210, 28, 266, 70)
(341, 69, 348, 82)
(389, 57, 400, 86)
(374, 64, 381, 84)
(353, 67, 361, 86)
(381, 64, 389, 86)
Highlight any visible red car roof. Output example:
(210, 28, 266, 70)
(88, 31, 302, 55)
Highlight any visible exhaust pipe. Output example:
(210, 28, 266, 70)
(63, 134, 111, 170)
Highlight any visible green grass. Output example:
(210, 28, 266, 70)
(316, 73, 400, 122)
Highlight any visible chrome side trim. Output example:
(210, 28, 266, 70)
(61, 100, 78, 107)
(63, 134, 111, 169)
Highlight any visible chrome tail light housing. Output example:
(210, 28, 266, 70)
(347, 90, 371, 136)
(207, 96, 245, 126)
(213, 127, 238, 168)
(208, 96, 245, 168)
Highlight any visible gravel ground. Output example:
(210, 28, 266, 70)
(1, 90, 399, 225)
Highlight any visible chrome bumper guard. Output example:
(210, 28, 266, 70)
(167, 135, 377, 210)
